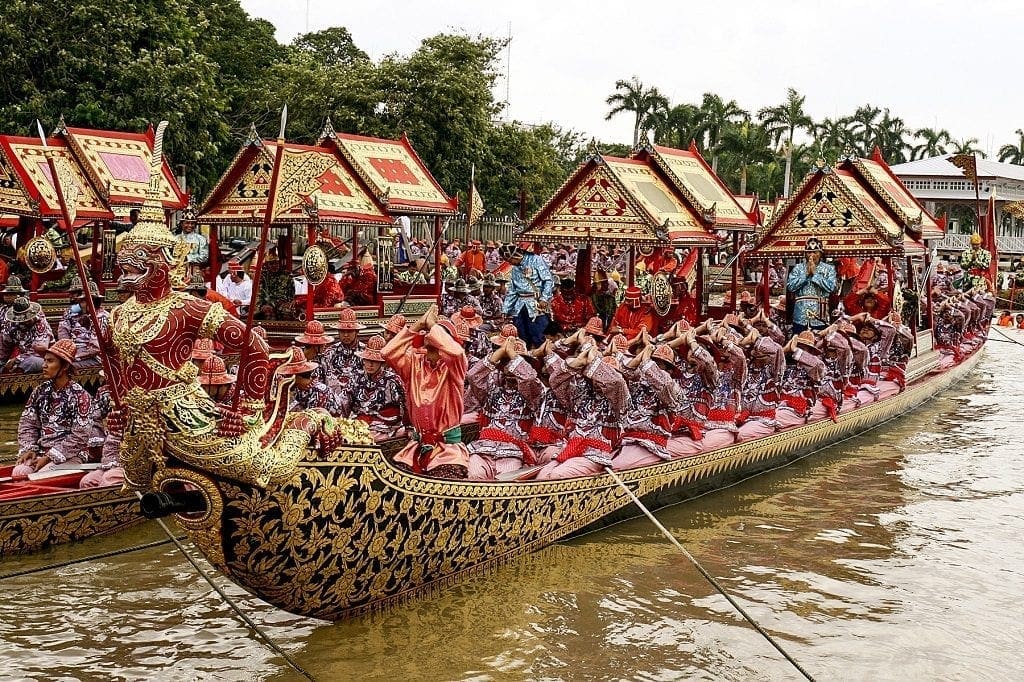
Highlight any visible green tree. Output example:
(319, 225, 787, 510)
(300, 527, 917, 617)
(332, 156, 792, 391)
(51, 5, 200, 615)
(698, 93, 747, 173)
(848, 104, 882, 155)
(292, 26, 368, 67)
(656, 103, 703, 150)
(951, 137, 986, 157)
(757, 88, 814, 198)
(813, 117, 856, 161)
(719, 118, 773, 195)
(911, 127, 952, 160)
(998, 129, 1024, 164)
(605, 77, 670, 148)
(874, 109, 911, 164)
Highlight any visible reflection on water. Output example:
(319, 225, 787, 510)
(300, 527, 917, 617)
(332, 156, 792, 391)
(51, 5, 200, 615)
(2, 345, 1024, 680)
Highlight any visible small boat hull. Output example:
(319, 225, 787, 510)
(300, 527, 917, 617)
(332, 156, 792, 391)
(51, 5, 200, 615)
(167, 349, 981, 621)
(0, 478, 142, 555)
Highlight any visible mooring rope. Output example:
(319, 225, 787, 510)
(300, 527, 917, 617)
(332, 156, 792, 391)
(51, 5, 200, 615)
(989, 324, 1024, 347)
(141, 497, 316, 682)
(604, 467, 816, 681)
(0, 537, 180, 581)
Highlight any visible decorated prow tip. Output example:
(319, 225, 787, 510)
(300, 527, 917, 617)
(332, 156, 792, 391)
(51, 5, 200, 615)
(149, 120, 169, 193)
(278, 105, 288, 141)
(35, 119, 48, 148)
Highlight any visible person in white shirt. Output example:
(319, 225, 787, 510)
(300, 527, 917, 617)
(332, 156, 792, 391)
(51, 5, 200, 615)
(217, 260, 253, 315)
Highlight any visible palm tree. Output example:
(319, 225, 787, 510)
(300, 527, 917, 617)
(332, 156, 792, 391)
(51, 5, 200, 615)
(998, 129, 1024, 164)
(911, 127, 952, 160)
(951, 137, 986, 158)
(748, 160, 784, 201)
(719, 118, 773, 195)
(848, 104, 882, 155)
(656, 103, 703, 150)
(874, 109, 911, 164)
(813, 117, 856, 161)
(641, 99, 672, 145)
(757, 87, 814, 198)
(605, 76, 670, 148)
(698, 92, 747, 172)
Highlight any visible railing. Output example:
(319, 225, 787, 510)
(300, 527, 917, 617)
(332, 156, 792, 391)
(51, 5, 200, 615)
(937, 233, 1024, 254)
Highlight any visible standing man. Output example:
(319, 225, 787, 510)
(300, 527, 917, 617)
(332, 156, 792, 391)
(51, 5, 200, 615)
(176, 205, 209, 274)
(499, 242, 554, 348)
(959, 232, 993, 291)
(786, 237, 837, 333)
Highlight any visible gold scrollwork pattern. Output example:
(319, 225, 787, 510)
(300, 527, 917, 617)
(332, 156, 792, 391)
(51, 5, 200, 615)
(0, 488, 142, 555)
(177, 352, 980, 621)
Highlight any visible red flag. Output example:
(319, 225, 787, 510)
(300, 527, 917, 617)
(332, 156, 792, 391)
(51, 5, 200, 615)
(983, 192, 998, 288)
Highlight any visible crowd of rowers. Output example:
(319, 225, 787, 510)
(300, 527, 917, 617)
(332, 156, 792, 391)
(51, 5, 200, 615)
(3, 237, 994, 486)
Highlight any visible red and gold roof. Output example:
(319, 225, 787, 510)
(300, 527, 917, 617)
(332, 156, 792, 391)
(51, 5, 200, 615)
(633, 144, 758, 230)
(0, 135, 111, 223)
(199, 135, 390, 226)
(320, 122, 456, 215)
(58, 124, 187, 211)
(750, 162, 909, 259)
(523, 155, 717, 246)
(850, 149, 943, 241)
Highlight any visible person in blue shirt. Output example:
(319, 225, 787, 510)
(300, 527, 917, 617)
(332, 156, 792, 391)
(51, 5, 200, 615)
(786, 237, 837, 333)
(499, 243, 554, 348)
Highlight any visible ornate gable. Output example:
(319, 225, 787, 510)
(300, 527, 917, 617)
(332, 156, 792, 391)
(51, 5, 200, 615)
(750, 166, 906, 259)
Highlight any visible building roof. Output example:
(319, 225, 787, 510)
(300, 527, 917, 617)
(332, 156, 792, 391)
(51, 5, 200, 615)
(851, 150, 943, 241)
(522, 154, 718, 246)
(57, 123, 187, 211)
(320, 122, 457, 216)
(0, 135, 112, 223)
(750, 162, 912, 260)
(891, 153, 1024, 182)
(632, 143, 758, 230)
(198, 132, 390, 226)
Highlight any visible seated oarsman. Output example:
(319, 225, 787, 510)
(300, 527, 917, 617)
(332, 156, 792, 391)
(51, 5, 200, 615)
(383, 304, 470, 479)
(455, 305, 490, 363)
(737, 328, 784, 440)
(191, 337, 214, 369)
(294, 320, 333, 386)
(277, 346, 341, 415)
(80, 377, 124, 488)
(612, 341, 685, 471)
(198, 355, 237, 404)
(440, 278, 479, 318)
(322, 308, 365, 390)
(0, 275, 28, 325)
(663, 332, 721, 455)
(478, 275, 505, 329)
(0, 296, 54, 373)
(536, 346, 629, 481)
(814, 322, 853, 418)
(851, 312, 898, 401)
(610, 285, 657, 339)
(58, 278, 109, 370)
(836, 320, 872, 407)
(748, 308, 786, 345)
(343, 335, 407, 441)
(882, 312, 914, 392)
(769, 296, 789, 338)
(382, 314, 407, 343)
(466, 336, 544, 480)
(777, 331, 826, 428)
(13, 340, 91, 479)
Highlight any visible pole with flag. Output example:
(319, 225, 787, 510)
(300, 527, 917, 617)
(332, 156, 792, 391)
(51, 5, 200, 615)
(950, 152, 982, 235)
(36, 120, 121, 407)
(467, 163, 484, 241)
(232, 106, 288, 411)
(983, 189, 998, 290)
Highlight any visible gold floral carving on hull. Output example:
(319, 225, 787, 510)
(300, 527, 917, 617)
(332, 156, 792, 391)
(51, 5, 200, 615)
(174, 351, 981, 621)
(0, 487, 142, 555)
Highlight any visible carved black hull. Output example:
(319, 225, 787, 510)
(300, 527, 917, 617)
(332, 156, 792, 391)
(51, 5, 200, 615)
(163, 348, 982, 621)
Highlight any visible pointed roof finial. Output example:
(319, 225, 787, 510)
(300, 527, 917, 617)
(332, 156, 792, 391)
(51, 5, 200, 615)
(319, 116, 337, 142)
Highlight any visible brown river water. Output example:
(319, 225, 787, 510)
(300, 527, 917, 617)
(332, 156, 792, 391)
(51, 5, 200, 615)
(1, 340, 1023, 681)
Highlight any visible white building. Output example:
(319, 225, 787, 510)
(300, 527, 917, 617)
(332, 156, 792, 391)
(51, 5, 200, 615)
(891, 154, 1024, 261)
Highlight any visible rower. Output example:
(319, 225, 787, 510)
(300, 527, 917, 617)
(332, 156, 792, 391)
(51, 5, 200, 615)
(322, 308, 365, 391)
(0, 296, 54, 373)
(198, 355, 237, 404)
(12, 340, 92, 479)
(58, 277, 109, 370)
(276, 345, 341, 415)
(342, 335, 407, 441)
(79, 374, 124, 489)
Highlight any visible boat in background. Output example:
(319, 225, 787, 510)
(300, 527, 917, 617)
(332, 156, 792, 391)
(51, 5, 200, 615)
(0, 465, 142, 555)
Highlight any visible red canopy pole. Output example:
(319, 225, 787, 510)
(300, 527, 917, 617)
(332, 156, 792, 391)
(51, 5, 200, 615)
(39, 135, 121, 407)
(434, 215, 442, 304)
(232, 111, 288, 411)
(208, 222, 220, 290)
(628, 246, 636, 287)
(761, 260, 771, 314)
(729, 232, 740, 310)
(306, 223, 316, 322)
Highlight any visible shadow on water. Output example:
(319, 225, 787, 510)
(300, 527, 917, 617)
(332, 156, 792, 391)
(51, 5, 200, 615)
(1, 345, 1023, 680)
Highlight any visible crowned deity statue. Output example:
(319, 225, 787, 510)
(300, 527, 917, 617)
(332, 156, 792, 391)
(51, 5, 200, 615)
(103, 125, 357, 491)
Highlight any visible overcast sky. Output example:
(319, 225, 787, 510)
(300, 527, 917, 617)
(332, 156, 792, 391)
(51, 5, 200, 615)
(241, 0, 1023, 157)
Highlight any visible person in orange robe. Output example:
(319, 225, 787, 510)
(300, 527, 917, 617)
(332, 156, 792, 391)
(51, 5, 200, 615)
(382, 304, 469, 479)
(456, 240, 486, 277)
(611, 286, 657, 338)
(843, 285, 891, 318)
